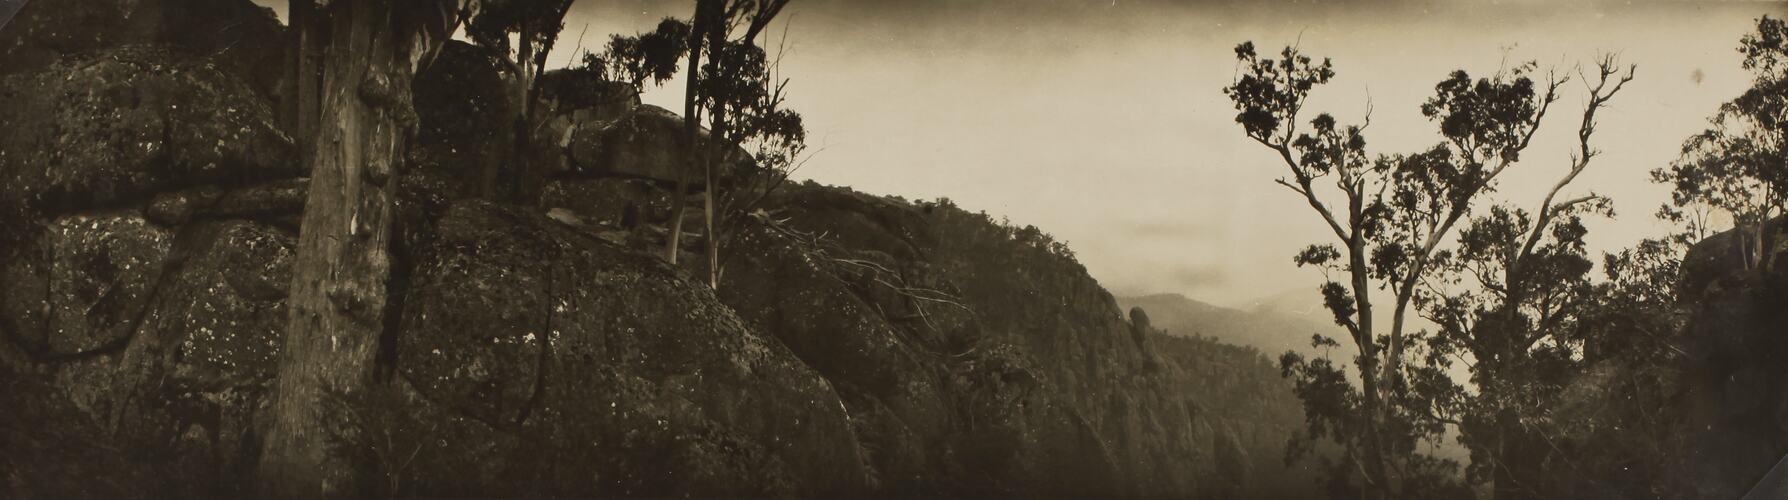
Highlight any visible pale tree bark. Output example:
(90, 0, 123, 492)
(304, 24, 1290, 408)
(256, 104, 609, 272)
(259, 0, 457, 497)
(698, 0, 787, 289)
(479, 0, 573, 203)
(503, 21, 534, 201)
(666, 0, 718, 265)
(704, 105, 723, 288)
(701, 2, 724, 288)
(1269, 141, 1390, 499)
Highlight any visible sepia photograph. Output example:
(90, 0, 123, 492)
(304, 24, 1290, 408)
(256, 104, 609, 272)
(2, 0, 1787, 498)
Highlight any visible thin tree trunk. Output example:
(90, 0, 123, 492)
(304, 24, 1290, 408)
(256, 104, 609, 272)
(260, 0, 452, 496)
(666, 4, 710, 264)
(509, 24, 535, 203)
(282, 0, 323, 154)
(1755, 214, 1774, 274)
(700, 0, 729, 289)
(704, 126, 720, 288)
(666, 176, 690, 264)
(1383, 272, 1423, 389)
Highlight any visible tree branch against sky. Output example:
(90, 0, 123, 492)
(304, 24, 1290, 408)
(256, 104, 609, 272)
(1418, 55, 1635, 500)
(1655, 15, 1788, 275)
(1223, 40, 1640, 499)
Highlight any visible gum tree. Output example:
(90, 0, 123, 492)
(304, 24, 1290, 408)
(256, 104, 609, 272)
(1418, 57, 1630, 500)
(261, 0, 465, 497)
(1654, 16, 1787, 273)
(1223, 41, 1588, 499)
(465, 0, 577, 201)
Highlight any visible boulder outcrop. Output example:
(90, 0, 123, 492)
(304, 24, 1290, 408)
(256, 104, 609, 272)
(0, 4, 1309, 499)
(0, 45, 297, 239)
(1673, 221, 1788, 499)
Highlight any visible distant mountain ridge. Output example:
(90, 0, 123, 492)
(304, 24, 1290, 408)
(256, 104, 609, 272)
(1118, 292, 1339, 359)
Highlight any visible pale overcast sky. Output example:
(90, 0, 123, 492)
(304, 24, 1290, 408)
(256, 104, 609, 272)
(257, 0, 1787, 308)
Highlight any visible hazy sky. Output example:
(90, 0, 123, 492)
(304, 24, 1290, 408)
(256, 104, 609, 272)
(260, 0, 1787, 308)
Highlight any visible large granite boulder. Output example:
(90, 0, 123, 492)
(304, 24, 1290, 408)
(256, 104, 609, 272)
(548, 72, 751, 188)
(0, 0, 285, 96)
(0, 45, 297, 239)
(2, 199, 886, 498)
(2, 213, 294, 498)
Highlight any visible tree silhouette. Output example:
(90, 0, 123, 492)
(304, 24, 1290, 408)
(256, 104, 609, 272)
(1223, 41, 1628, 499)
(1416, 57, 1630, 500)
(1654, 15, 1788, 273)
(465, 0, 577, 201)
(586, 17, 693, 95)
(664, 0, 724, 266)
(702, 19, 806, 288)
(655, 0, 799, 287)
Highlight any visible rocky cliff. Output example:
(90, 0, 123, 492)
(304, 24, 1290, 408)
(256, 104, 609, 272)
(1540, 220, 1788, 499)
(0, 1, 1307, 498)
(1669, 222, 1788, 498)
(721, 187, 1312, 498)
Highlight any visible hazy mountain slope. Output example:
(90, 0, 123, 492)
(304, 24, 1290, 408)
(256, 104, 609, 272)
(1118, 292, 1336, 359)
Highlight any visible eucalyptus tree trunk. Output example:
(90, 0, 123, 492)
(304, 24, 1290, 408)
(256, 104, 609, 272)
(259, 0, 454, 497)
(699, 0, 733, 289)
(666, 0, 717, 264)
(1348, 234, 1389, 500)
(505, 22, 534, 202)
(1755, 213, 1776, 274)
(281, 0, 324, 152)
(703, 117, 722, 288)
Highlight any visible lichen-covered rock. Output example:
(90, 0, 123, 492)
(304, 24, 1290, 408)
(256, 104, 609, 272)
(0, 0, 286, 96)
(391, 201, 869, 497)
(0, 46, 296, 238)
(145, 185, 225, 226)
(160, 220, 294, 368)
(0, 0, 132, 74)
(3, 215, 294, 498)
(41, 211, 176, 355)
(0, 366, 156, 500)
